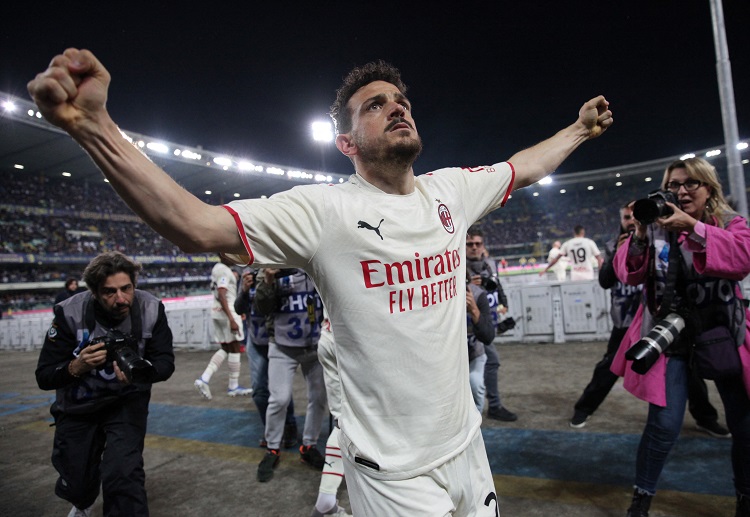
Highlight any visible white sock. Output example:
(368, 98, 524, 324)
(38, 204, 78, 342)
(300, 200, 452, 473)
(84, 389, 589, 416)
(227, 352, 241, 390)
(316, 427, 344, 511)
(201, 349, 227, 382)
(314, 493, 337, 514)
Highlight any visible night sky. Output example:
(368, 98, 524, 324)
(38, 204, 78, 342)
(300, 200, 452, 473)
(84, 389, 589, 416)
(2, 1, 748, 177)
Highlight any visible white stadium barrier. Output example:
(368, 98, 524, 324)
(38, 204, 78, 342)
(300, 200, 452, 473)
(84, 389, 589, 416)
(2, 276, 748, 351)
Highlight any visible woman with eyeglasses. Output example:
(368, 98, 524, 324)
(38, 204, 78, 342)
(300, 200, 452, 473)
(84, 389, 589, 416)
(610, 157, 750, 517)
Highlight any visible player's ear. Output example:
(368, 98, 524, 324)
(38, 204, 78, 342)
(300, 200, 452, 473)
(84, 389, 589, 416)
(336, 133, 356, 157)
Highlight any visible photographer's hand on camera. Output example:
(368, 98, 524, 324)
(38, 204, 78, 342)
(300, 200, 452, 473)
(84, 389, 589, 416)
(466, 286, 481, 324)
(240, 270, 255, 293)
(70, 342, 107, 377)
(656, 202, 697, 234)
(112, 360, 131, 385)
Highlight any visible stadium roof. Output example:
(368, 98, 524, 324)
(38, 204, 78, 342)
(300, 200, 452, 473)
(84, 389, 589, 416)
(0, 92, 349, 201)
(2, 90, 747, 204)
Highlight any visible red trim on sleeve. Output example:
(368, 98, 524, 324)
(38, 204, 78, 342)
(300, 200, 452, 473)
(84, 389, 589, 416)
(222, 205, 255, 265)
(500, 162, 516, 207)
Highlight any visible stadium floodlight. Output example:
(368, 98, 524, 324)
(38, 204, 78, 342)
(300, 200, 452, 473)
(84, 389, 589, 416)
(706, 149, 721, 157)
(559, 189, 566, 194)
(267, 167, 285, 176)
(288, 170, 313, 180)
(239, 161, 263, 172)
(213, 157, 232, 169)
(616, 181, 623, 187)
(205, 190, 212, 195)
(2, 100, 16, 112)
(532, 192, 539, 197)
(62, 172, 71, 177)
(312, 121, 334, 142)
(181, 150, 202, 160)
(587, 185, 594, 190)
(233, 193, 240, 198)
(737, 142, 748, 151)
(146, 142, 169, 154)
(680, 153, 696, 160)
(538, 177, 552, 185)
(13, 164, 24, 170)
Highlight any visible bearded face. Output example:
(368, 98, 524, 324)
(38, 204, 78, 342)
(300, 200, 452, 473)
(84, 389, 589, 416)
(352, 122, 423, 167)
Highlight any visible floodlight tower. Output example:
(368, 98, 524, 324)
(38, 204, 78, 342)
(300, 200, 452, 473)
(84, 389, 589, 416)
(710, 0, 747, 218)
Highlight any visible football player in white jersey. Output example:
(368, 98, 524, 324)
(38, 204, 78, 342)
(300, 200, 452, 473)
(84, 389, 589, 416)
(194, 255, 253, 399)
(542, 225, 603, 281)
(28, 49, 613, 516)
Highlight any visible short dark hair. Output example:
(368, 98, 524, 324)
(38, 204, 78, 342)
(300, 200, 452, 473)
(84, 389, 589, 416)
(64, 277, 78, 289)
(329, 60, 407, 135)
(467, 226, 484, 239)
(83, 251, 141, 294)
(574, 225, 585, 235)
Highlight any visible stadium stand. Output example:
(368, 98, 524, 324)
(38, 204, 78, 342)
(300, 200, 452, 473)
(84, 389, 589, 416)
(1, 89, 748, 315)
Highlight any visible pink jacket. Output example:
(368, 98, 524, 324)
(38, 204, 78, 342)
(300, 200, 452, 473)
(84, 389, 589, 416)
(610, 215, 750, 406)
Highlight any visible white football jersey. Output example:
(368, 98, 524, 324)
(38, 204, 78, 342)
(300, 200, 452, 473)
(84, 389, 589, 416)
(224, 162, 514, 480)
(210, 262, 238, 319)
(560, 236, 601, 280)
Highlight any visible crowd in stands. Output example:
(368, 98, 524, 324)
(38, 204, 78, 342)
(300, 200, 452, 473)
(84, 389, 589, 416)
(0, 169, 685, 313)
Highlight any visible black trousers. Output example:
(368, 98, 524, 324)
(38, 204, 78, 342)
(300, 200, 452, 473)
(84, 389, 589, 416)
(51, 391, 151, 516)
(573, 326, 719, 424)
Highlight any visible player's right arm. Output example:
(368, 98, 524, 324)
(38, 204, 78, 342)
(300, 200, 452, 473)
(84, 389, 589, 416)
(27, 48, 242, 255)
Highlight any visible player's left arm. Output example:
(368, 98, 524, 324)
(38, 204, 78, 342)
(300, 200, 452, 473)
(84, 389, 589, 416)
(509, 96, 612, 191)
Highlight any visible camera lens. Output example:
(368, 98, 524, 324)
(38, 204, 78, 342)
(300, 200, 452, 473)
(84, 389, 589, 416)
(626, 313, 685, 374)
(633, 198, 662, 225)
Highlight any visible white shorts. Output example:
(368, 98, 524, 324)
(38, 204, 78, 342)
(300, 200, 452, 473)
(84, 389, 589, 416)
(211, 314, 244, 344)
(570, 267, 594, 281)
(343, 428, 499, 517)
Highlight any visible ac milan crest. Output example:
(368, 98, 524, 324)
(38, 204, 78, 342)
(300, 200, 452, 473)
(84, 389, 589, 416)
(437, 204, 454, 234)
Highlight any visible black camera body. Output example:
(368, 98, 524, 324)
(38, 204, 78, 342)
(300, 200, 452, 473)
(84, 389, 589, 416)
(480, 273, 499, 292)
(89, 329, 156, 383)
(633, 190, 680, 225)
(496, 317, 516, 334)
(625, 312, 686, 374)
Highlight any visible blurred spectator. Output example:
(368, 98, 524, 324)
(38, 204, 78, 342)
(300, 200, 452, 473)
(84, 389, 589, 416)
(54, 277, 84, 304)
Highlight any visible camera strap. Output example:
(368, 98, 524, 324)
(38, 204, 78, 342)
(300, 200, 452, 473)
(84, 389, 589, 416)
(647, 231, 682, 319)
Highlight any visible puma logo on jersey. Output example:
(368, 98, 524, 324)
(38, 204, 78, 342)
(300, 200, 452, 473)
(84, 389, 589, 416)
(358, 219, 384, 240)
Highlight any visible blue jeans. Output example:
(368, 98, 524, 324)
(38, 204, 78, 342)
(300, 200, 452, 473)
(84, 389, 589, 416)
(469, 354, 487, 414)
(483, 342, 503, 410)
(635, 356, 750, 495)
(246, 342, 294, 427)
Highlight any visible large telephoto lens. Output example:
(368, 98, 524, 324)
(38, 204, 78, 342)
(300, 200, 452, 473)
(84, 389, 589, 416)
(625, 313, 685, 374)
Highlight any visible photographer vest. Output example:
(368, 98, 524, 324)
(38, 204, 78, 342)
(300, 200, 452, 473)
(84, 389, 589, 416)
(641, 220, 746, 349)
(604, 236, 641, 329)
(54, 289, 162, 413)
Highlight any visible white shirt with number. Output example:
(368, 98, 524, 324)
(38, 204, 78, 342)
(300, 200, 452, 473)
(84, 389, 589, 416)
(560, 236, 601, 281)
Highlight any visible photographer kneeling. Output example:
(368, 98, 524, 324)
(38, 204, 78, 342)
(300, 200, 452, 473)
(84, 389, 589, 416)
(610, 158, 750, 517)
(36, 251, 175, 517)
